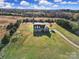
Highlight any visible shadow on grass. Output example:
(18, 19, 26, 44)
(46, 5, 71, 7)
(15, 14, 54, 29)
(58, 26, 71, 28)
(33, 31, 51, 38)
(56, 20, 79, 36)
(59, 25, 79, 36)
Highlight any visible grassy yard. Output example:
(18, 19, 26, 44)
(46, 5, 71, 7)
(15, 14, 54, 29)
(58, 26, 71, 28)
(52, 23, 79, 45)
(2, 23, 79, 59)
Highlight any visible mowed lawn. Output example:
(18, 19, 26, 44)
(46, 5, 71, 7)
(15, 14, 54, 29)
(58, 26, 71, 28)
(3, 23, 79, 59)
(52, 23, 79, 45)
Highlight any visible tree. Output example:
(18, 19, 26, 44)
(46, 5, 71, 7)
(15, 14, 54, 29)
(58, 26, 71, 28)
(6, 23, 14, 30)
(72, 13, 79, 21)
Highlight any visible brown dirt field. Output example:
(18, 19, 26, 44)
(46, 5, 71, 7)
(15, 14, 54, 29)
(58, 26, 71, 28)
(0, 15, 53, 24)
(0, 15, 26, 38)
(0, 20, 8, 24)
(0, 15, 26, 24)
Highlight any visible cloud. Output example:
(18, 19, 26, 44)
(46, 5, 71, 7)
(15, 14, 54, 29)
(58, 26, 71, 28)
(20, 0, 30, 6)
(0, 2, 14, 9)
(0, 0, 4, 2)
(54, 0, 62, 2)
(61, 1, 78, 4)
(17, 6, 26, 9)
(0, 0, 4, 7)
(33, 4, 59, 10)
(52, 4, 59, 7)
(34, 0, 59, 9)
(18, 0, 59, 9)
(0, 2, 4, 7)
(33, 5, 45, 9)
(4, 2, 12, 8)
(39, 0, 53, 6)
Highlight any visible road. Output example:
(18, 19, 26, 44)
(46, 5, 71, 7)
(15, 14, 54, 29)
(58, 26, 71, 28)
(53, 29, 79, 49)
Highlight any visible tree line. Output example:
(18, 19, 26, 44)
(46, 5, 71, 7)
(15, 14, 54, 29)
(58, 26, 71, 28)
(56, 19, 79, 35)
(0, 20, 22, 51)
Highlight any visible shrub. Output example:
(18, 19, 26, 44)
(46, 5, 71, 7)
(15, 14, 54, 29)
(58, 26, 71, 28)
(70, 22, 79, 32)
(6, 23, 14, 30)
(1, 34, 10, 44)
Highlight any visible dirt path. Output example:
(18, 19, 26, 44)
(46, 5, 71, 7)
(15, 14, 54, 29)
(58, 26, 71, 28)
(53, 29, 79, 49)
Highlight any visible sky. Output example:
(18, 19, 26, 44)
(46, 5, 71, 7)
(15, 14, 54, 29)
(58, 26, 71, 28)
(0, 0, 79, 10)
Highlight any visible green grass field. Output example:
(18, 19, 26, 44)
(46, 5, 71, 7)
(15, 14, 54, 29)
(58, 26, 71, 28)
(2, 23, 79, 59)
(52, 23, 79, 45)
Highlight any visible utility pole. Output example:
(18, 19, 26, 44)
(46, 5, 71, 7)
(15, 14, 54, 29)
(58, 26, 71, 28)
(32, 9, 34, 24)
(78, 19, 79, 29)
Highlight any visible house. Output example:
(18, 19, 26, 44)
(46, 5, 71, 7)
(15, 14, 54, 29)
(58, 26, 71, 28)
(33, 22, 49, 32)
